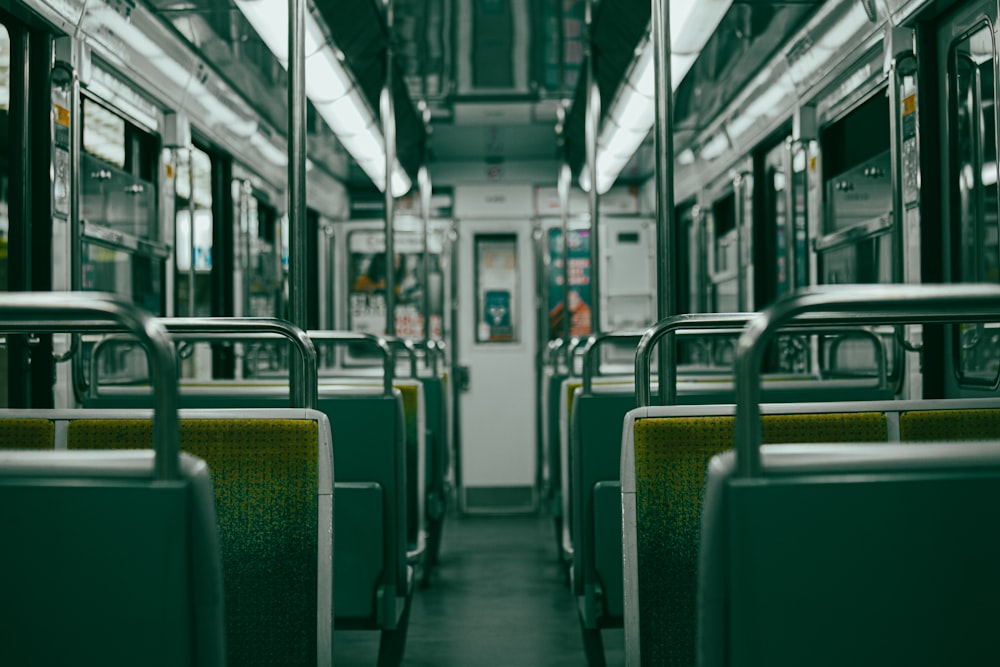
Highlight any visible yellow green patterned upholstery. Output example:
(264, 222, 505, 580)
(901, 409, 1000, 441)
(566, 381, 581, 419)
(397, 383, 421, 550)
(0, 419, 54, 450)
(68, 418, 319, 667)
(633, 411, 886, 665)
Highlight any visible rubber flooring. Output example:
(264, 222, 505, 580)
(333, 513, 624, 666)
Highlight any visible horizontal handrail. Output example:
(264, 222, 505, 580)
(735, 284, 1000, 478)
(89, 321, 320, 409)
(635, 313, 752, 407)
(0, 292, 179, 480)
(307, 330, 394, 396)
(818, 327, 887, 385)
(580, 330, 646, 394)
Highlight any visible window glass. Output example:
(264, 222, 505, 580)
(951, 23, 1000, 385)
(475, 234, 518, 343)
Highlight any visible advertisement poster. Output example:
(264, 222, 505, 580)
(481, 289, 513, 342)
(547, 228, 591, 339)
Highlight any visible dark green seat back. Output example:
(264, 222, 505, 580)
(634, 412, 887, 665)
(68, 418, 319, 667)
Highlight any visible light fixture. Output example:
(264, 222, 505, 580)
(235, 0, 411, 195)
(579, 0, 733, 193)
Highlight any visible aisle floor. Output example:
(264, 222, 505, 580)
(334, 513, 624, 666)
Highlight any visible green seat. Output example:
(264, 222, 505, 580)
(901, 407, 1000, 441)
(0, 418, 55, 449)
(320, 391, 413, 666)
(81, 383, 415, 664)
(624, 407, 887, 665)
(67, 412, 331, 667)
(702, 442, 1000, 666)
(0, 449, 225, 667)
(417, 374, 449, 583)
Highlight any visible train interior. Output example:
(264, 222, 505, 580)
(3, 0, 1000, 664)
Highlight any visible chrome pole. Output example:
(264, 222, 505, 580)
(652, 0, 676, 404)
(288, 0, 307, 397)
(187, 148, 196, 318)
(558, 162, 571, 348)
(585, 0, 601, 336)
(419, 164, 432, 345)
(382, 0, 397, 337)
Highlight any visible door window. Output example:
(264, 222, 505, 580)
(475, 234, 519, 343)
(949, 21, 1000, 385)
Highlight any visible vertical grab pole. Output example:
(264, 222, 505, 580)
(652, 0, 676, 405)
(783, 139, 798, 293)
(69, 48, 85, 396)
(419, 164, 432, 346)
(288, 0, 307, 395)
(187, 149, 197, 318)
(584, 0, 601, 337)
(558, 162, 572, 352)
(382, 0, 397, 339)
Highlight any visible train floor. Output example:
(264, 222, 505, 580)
(333, 513, 625, 666)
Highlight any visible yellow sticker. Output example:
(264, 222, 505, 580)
(902, 94, 916, 116)
(53, 105, 70, 127)
(809, 156, 817, 172)
(165, 163, 174, 180)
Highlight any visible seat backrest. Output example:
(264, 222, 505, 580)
(65, 409, 332, 667)
(702, 442, 1000, 667)
(0, 450, 225, 667)
(623, 404, 888, 666)
(318, 391, 410, 628)
(0, 418, 55, 449)
(900, 407, 1000, 441)
(395, 380, 427, 558)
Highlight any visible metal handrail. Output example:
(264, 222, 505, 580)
(0, 292, 180, 480)
(411, 339, 446, 375)
(546, 338, 567, 368)
(735, 284, 1000, 478)
(819, 327, 888, 384)
(580, 330, 646, 394)
(167, 318, 317, 409)
(635, 313, 752, 407)
(384, 337, 419, 378)
(89, 318, 318, 408)
(307, 330, 394, 396)
(565, 336, 587, 377)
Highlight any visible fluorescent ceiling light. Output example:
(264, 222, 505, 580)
(580, 0, 732, 193)
(235, 0, 411, 195)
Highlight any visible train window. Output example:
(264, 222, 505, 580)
(174, 145, 214, 317)
(818, 92, 892, 285)
(475, 234, 519, 343)
(710, 192, 738, 311)
(82, 100, 125, 167)
(764, 139, 809, 300)
(251, 198, 280, 318)
(347, 229, 444, 340)
(79, 97, 162, 316)
(545, 227, 591, 340)
(949, 23, 1000, 386)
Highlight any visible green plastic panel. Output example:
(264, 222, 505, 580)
(67, 418, 319, 667)
(633, 412, 886, 666)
